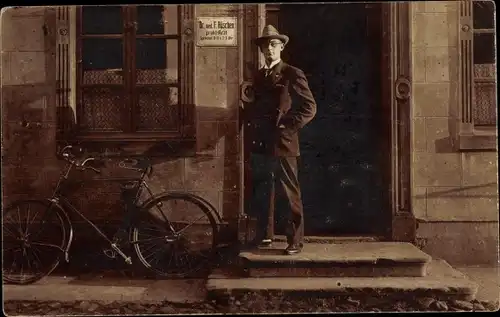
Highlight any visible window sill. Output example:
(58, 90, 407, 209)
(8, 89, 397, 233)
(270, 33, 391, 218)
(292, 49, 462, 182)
(57, 132, 196, 156)
(458, 126, 498, 151)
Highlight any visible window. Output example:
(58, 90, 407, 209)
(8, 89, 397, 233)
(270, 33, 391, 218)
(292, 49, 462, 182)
(56, 5, 195, 143)
(458, 0, 497, 150)
(472, 0, 496, 126)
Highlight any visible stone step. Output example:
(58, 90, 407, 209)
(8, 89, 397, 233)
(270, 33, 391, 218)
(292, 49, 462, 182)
(271, 235, 382, 243)
(238, 242, 432, 278)
(207, 259, 479, 302)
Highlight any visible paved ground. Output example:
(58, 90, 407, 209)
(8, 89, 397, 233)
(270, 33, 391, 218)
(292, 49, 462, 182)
(3, 275, 207, 304)
(456, 265, 500, 303)
(3, 265, 499, 314)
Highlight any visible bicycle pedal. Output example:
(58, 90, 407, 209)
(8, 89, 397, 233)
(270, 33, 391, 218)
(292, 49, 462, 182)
(103, 248, 117, 259)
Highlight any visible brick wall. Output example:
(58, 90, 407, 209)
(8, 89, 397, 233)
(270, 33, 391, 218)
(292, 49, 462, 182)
(410, 1, 499, 265)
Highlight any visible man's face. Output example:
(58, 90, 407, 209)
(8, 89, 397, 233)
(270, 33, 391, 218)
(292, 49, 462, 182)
(259, 39, 284, 63)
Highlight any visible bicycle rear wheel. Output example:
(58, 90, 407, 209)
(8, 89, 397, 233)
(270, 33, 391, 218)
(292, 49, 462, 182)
(131, 193, 218, 278)
(2, 199, 67, 284)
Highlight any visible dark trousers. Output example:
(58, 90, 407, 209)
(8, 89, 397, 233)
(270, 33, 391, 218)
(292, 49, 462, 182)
(249, 153, 304, 245)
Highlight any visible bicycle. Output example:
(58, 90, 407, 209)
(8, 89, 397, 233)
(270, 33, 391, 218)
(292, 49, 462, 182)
(2, 145, 221, 285)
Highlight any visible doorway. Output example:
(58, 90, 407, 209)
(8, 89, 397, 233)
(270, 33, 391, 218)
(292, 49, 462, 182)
(264, 3, 390, 236)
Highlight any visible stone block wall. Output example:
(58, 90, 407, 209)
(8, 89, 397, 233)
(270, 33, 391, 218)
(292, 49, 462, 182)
(1, 7, 62, 204)
(410, 1, 498, 265)
(193, 4, 242, 235)
(1, 5, 243, 245)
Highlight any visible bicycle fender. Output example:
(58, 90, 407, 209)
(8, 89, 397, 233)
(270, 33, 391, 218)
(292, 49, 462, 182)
(44, 198, 74, 263)
(185, 193, 223, 224)
(139, 191, 222, 224)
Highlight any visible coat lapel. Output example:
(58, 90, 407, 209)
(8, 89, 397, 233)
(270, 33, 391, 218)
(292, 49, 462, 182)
(271, 61, 286, 85)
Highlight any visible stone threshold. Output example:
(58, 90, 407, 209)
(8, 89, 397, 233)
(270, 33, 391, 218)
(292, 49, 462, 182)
(239, 241, 432, 277)
(207, 259, 479, 302)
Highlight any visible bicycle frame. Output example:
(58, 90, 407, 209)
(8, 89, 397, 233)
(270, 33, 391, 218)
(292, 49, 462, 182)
(40, 152, 183, 263)
(3, 145, 223, 283)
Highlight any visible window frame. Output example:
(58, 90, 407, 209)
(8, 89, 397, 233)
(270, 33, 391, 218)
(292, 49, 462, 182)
(56, 4, 196, 146)
(457, 0, 497, 151)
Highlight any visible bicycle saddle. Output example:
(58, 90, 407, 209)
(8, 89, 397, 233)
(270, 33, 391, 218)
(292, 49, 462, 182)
(119, 157, 153, 177)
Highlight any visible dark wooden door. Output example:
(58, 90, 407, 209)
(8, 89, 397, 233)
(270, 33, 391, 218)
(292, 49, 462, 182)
(267, 3, 388, 236)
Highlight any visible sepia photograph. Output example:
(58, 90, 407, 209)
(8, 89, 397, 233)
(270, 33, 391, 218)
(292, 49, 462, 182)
(1, 1, 498, 314)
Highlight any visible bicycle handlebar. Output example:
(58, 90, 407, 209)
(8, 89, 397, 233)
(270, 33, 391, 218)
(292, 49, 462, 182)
(58, 145, 153, 177)
(79, 157, 102, 174)
(61, 151, 102, 174)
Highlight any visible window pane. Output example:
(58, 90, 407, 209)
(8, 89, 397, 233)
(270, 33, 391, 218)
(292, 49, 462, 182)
(473, 82, 497, 125)
(474, 64, 495, 79)
(473, 33, 495, 64)
(82, 39, 123, 71)
(136, 5, 178, 35)
(81, 87, 124, 132)
(137, 87, 179, 132)
(82, 6, 123, 34)
(473, 1, 494, 29)
(136, 39, 178, 83)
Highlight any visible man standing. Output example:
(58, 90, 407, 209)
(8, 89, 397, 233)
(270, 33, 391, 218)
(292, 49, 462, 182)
(241, 25, 317, 255)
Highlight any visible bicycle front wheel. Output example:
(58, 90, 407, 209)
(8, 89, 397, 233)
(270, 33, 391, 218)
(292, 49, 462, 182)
(2, 199, 68, 285)
(131, 193, 218, 278)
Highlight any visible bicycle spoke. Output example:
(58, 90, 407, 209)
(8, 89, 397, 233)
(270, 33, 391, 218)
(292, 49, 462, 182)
(24, 204, 31, 236)
(141, 226, 168, 234)
(134, 236, 168, 244)
(19, 252, 25, 282)
(133, 196, 217, 278)
(175, 214, 208, 235)
(138, 239, 165, 259)
(142, 241, 169, 263)
(25, 206, 41, 236)
(173, 248, 182, 270)
(30, 242, 65, 253)
(3, 245, 22, 253)
(27, 211, 54, 240)
(184, 246, 211, 260)
(176, 249, 194, 272)
(28, 247, 44, 273)
(17, 206, 25, 236)
(5, 212, 23, 237)
(153, 205, 172, 228)
(151, 246, 171, 268)
(7, 250, 19, 276)
(3, 200, 65, 285)
(3, 224, 19, 239)
(24, 247, 35, 273)
(134, 229, 170, 242)
(142, 219, 172, 233)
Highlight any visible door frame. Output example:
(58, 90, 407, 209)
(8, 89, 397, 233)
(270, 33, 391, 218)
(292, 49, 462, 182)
(239, 3, 415, 242)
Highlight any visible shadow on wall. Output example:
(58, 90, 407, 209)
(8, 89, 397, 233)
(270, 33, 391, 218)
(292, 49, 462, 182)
(413, 182, 498, 199)
(4, 101, 241, 228)
(445, 7, 460, 154)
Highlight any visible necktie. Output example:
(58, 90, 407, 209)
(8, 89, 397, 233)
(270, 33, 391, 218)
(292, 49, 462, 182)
(265, 68, 272, 77)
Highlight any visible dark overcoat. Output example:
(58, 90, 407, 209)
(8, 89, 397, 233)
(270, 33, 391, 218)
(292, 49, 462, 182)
(241, 61, 317, 157)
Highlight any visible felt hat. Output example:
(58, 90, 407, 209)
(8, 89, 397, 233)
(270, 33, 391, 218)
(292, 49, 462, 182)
(253, 25, 289, 46)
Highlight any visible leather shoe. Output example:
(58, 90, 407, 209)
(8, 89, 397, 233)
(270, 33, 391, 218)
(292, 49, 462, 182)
(284, 243, 303, 255)
(248, 238, 273, 248)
